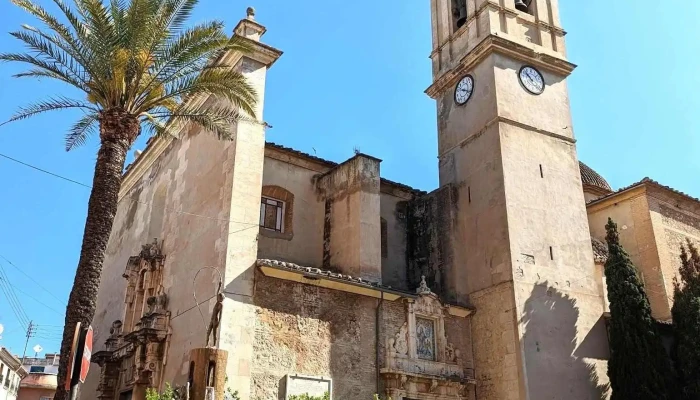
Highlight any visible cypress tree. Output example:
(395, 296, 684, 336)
(604, 218, 674, 400)
(672, 240, 700, 400)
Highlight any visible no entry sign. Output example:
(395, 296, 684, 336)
(79, 326, 93, 383)
(65, 323, 93, 391)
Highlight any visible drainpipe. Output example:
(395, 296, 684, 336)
(470, 318, 478, 400)
(375, 291, 384, 398)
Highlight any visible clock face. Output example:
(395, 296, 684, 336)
(519, 66, 545, 95)
(454, 75, 474, 105)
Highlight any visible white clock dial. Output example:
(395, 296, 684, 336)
(454, 75, 474, 105)
(519, 66, 545, 95)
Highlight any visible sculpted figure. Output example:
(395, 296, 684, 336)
(387, 337, 396, 357)
(110, 320, 123, 337)
(206, 292, 225, 347)
(445, 342, 455, 362)
(394, 322, 409, 356)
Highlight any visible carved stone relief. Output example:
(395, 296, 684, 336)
(416, 317, 436, 361)
(92, 239, 171, 400)
(381, 276, 474, 399)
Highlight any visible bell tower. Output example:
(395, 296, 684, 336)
(427, 1, 609, 399)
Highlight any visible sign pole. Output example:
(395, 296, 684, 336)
(65, 323, 92, 400)
(69, 326, 86, 400)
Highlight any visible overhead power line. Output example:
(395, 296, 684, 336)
(0, 151, 259, 226)
(0, 254, 67, 306)
(0, 262, 31, 328)
(2, 276, 65, 317)
(0, 151, 264, 321)
(0, 153, 91, 188)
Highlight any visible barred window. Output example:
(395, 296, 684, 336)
(260, 197, 285, 232)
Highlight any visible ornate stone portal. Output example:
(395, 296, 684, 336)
(382, 277, 475, 400)
(93, 240, 172, 400)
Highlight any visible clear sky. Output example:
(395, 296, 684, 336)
(0, 0, 698, 355)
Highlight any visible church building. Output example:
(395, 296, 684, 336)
(83, 1, 700, 399)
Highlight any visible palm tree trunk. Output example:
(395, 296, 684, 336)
(54, 109, 138, 400)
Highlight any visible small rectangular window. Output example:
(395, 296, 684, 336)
(550, 246, 554, 260)
(30, 366, 45, 373)
(260, 197, 285, 232)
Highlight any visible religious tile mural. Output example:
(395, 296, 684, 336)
(416, 317, 436, 360)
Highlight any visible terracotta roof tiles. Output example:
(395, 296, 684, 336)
(579, 161, 612, 192)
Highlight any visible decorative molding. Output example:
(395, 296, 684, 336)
(93, 239, 171, 400)
(382, 278, 474, 398)
(426, 34, 576, 99)
(438, 115, 575, 161)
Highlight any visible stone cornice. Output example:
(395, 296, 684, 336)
(586, 185, 647, 213)
(426, 34, 576, 99)
(119, 38, 280, 200)
(437, 115, 575, 160)
(119, 135, 173, 199)
(235, 37, 283, 67)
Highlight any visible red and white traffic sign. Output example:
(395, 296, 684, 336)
(79, 326, 93, 383)
(65, 323, 93, 391)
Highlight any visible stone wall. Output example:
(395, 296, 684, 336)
(257, 156, 326, 267)
(83, 47, 276, 400)
(470, 283, 520, 400)
(587, 190, 670, 320)
(83, 119, 240, 398)
(648, 186, 700, 317)
(252, 271, 381, 400)
(315, 155, 382, 282)
(405, 186, 456, 299)
(251, 272, 474, 400)
(379, 186, 412, 291)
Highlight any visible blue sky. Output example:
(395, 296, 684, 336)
(0, 0, 698, 354)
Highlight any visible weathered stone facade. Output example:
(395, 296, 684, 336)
(82, 4, 700, 400)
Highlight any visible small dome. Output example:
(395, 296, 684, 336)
(579, 161, 612, 192)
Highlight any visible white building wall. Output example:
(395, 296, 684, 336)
(0, 360, 22, 400)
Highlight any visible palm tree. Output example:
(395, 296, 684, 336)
(1, 0, 257, 398)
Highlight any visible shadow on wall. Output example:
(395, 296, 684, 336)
(519, 282, 610, 400)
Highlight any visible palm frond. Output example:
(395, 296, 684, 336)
(155, 103, 243, 140)
(134, 21, 228, 102)
(167, 0, 199, 33)
(140, 67, 257, 118)
(0, 52, 87, 91)
(50, 0, 108, 76)
(65, 112, 99, 151)
(9, 30, 88, 86)
(5, 0, 259, 149)
(1, 97, 96, 126)
(11, 0, 90, 62)
(74, 0, 115, 44)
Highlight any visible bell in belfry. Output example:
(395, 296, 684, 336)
(453, 0, 467, 28)
(515, 0, 530, 12)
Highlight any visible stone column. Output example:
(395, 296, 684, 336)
(216, 8, 282, 400)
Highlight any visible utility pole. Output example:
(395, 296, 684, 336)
(20, 321, 33, 366)
(5, 321, 33, 400)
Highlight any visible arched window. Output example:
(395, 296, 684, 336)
(260, 186, 294, 239)
(451, 0, 468, 32)
(515, 0, 535, 15)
